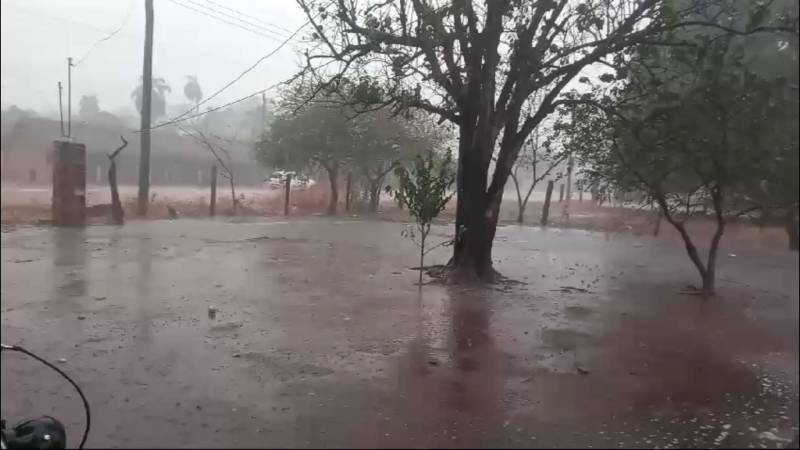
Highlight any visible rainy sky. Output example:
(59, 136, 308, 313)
(1, 0, 308, 116)
(1, 0, 604, 124)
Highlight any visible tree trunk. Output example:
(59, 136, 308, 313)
(228, 175, 237, 216)
(703, 215, 726, 297)
(541, 181, 555, 226)
(656, 196, 722, 298)
(451, 202, 497, 281)
(672, 221, 709, 294)
(698, 190, 729, 297)
(108, 160, 124, 225)
(450, 124, 498, 281)
(345, 172, 352, 213)
(784, 207, 799, 251)
(653, 210, 662, 237)
(368, 182, 380, 213)
(510, 173, 525, 224)
(418, 226, 427, 286)
(326, 163, 339, 215)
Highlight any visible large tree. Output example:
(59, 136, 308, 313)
(561, 0, 798, 296)
(78, 95, 101, 118)
(295, 0, 794, 281)
(256, 101, 354, 214)
(351, 109, 448, 212)
(131, 76, 171, 121)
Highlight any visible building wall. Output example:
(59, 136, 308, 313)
(1, 119, 266, 187)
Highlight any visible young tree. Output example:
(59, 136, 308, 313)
(180, 125, 240, 215)
(293, 0, 793, 280)
(387, 150, 455, 284)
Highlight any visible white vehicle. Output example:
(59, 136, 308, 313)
(266, 170, 296, 189)
(293, 175, 316, 189)
(265, 171, 315, 189)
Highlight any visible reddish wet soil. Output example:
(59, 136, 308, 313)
(1, 218, 798, 448)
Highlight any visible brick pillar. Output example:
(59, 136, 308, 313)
(52, 140, 86, 227)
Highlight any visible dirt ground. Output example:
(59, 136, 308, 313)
(1, 216, 798, 448)
(3, 184, 791, 251)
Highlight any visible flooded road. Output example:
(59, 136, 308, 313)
(2, 218, 798, 448)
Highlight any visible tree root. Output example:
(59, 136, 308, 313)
(414, 263, 524, 287)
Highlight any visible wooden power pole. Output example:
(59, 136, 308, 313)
(67, 57, 73, 137)
(137, 0, 155, 216)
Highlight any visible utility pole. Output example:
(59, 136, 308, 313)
(57, 82, 65, 137)
(261, 92, 267, 136)
(67, 57, 73, 137)
(137, 0, 155, 216)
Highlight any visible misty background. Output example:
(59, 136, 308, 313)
(1, 0, 306, 117)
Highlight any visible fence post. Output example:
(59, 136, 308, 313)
(284, 173, 292, 216)
(209, 165, 217, 217)
(541, 180, 554, 227)
(345, 172, 352, 213)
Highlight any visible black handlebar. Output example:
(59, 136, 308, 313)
(1, 417, 67, 450)
(1, 345, 90, 449)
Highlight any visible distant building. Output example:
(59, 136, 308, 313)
(0, 118, 264, 186)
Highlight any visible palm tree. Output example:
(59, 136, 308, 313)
(183, 75, 203, 107)
(131, 76, 171, 120)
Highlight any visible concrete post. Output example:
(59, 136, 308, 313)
(52, 140, 86, 227)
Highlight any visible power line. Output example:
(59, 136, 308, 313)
(137, 79, 285, 132)
(2, 2, 125, 37)
(73, 0, 136, 67)
(181, 0, 297, 42)
(161, 15, 310, 125)
(203, 0, 296, 35)
(1, 2, 244, 68)
(166, 0, 288, 43)
(134, 0, 339, 133)
(138, 57, 339, 133)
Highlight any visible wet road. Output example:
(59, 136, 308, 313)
(2, 218, 798, 448)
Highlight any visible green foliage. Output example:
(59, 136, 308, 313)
(386, 149, 455, 284)
(256, 78, 449, 205)
(255, 102, 353, 173)
(563, 6, 798, 217)
(387, 150, 455, 228)
(558, 0, 799, 288)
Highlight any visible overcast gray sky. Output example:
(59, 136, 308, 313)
(1, 0, 308, 117)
